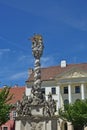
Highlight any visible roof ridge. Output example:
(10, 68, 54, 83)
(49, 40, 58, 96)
(41, 62, 87, 69)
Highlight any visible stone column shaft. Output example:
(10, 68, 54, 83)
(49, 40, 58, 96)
(68, 84, 72, 104)
(58, 85, 61, 109)
(81, 83, 85, 100)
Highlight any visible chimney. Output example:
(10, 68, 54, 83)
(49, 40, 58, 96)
(14, 84, 18, 88)
(60, 60, 67, 68)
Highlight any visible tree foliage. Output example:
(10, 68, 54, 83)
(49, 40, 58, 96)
(59, 99, 87, 129)
(0, 87, 13, 125)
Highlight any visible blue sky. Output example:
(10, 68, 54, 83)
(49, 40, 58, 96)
(0, 0, 87, 86)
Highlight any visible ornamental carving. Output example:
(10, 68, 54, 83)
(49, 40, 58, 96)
(43, 92, 56, 117)
(31, 122, 43, 130)
(31, 34, 44, 59)
(67, 72, 85, 78)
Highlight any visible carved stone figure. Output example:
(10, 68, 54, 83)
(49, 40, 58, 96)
(43, 93, 56, 117)
(22, 103, 31, 116)
(16, 93, 32, 116)
(16, 100, 22, 116)
(31, 34, 44, 59)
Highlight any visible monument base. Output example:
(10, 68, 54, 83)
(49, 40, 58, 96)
(15, 116, 58, 130)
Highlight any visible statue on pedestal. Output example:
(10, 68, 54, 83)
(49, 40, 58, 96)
(16, 34, 56, 117)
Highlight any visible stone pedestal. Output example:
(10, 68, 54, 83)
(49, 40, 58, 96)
(15, 116, 58, 130)
(31, 105, 44, 116)
(84, 127, 87, 130)
(67, 122, 74, 130)
(15, 120, 22, 130)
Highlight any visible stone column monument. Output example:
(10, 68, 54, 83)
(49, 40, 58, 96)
(15, 34, 58, 130)
(30, 34, 44, 105)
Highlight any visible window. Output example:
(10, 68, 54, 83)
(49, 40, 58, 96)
(64, 87, 68, 94)
(64, 99, 69, 105)
(41, 88, 45, 94)
(3, 127, 8, 130)
(51, 87, 56, 94)
(12, 110, 16, 119)
(75, 86, 80, 93)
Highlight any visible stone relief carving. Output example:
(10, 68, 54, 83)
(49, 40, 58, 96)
(16, 93, 31, 116)
(67, 71, 85, 78)
(43, 92, 56, 117)
(31, 122, 43, 130)
(61, 71, 86, 79)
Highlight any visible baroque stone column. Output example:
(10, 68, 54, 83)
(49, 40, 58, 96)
(15, 34, 57, 130)
(30, 34, 44, 105)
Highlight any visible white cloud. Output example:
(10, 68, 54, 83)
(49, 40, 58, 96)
(73, 43, 87, 53)
(0, 48, 10, 52)
(17, 55, 34, 67)
(78, 44, 86, 51)
(1, 0, 87, 31)
(18, 55, 27, 61)
(0, 48, 10, 56)
(9, 71, 27, 80)
(41, 56, 55, 67)
(18, 55, 32, 61)
(62, 16, 87, 31)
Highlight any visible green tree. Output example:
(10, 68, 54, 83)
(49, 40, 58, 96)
(0, 87, 13, 125)
(59, 99, 87, 130)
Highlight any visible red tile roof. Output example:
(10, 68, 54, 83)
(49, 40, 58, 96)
(0, 86, 25, 104)
(9, 87, 25, 104)
(26, 63, 87, 82)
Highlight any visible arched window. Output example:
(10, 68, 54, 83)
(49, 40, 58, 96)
(64, 99, 69, 105)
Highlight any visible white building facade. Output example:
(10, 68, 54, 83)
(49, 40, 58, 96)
(26, 62, 87, 130)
